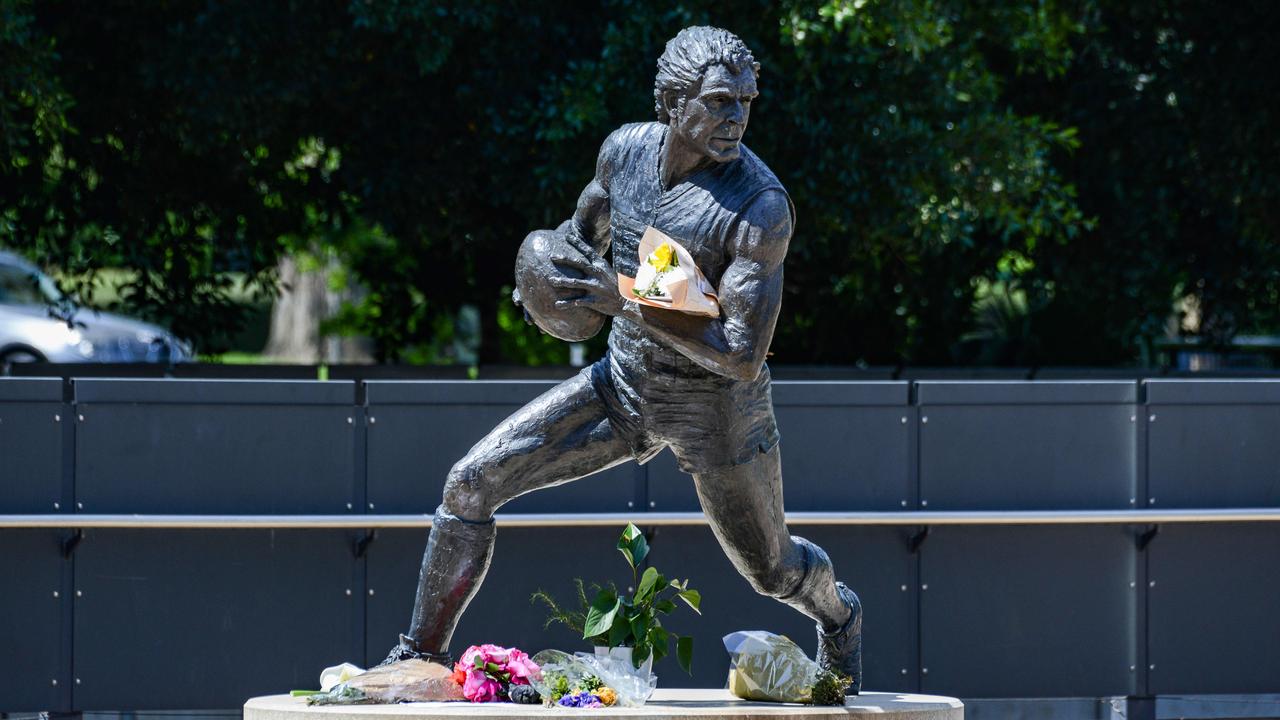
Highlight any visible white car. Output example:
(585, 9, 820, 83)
(0, 251, 191, 365)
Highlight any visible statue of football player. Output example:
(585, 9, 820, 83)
(385, 26, 862, 693)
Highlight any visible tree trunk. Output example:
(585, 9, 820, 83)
(263, 256, 322, 363)
(263, 254, 373, 363)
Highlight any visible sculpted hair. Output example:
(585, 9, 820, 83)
(654, 26, 760, 124)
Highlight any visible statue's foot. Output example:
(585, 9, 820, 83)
(379, 634, 454, 667)
(815, 582, 862, 695)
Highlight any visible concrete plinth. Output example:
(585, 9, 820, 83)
(245, 689, 963, 720)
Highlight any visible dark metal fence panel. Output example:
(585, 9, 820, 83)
(0, 375, 63, 401)
(6, 375, 1280, 711)
(72, 379, 356, 514)
(647, 381, 913, 512)
(647, 525, 918, 692)
(363, 381, 637, 514)
(1147, 523, 1280, 694)
(1145, 380, 1280, 508)
(919, 526, 1137, 698)
(0, 531, 68, 712)
(0, 378, 65, 513)
(917, 381, 1139, 510)
(363, 527, 621, 667)
(72, 529, 357, 710)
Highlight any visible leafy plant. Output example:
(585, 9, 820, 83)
(531, 523, 700, 673)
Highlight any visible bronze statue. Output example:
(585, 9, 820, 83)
(385, 26, 862, 694)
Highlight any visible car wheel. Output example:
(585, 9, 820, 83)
(1, 347, 46, 374)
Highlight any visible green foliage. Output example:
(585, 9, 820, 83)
(1007, 2, 1280, 361)
(616, 521, 649, 569)
(763, 0, 1091, 364)
(532, 523, 699, 674)
(531, 577, 601, 637)
(545, 672, 571, 703)
(2, 1, 1275, 362)
(810, 670, 853, 706)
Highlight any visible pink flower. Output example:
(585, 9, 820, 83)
(504, 649, 540, 684)
(459, 644, 505, 668)
(454, 644, 540, 702)
(462, 670, 501, 703)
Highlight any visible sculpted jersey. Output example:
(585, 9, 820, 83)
(585, 121, 794, 472)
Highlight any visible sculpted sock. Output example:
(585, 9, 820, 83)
(405, 505, 497, 656)
(777, 537, 852, 631)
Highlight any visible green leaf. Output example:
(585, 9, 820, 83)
(654, 598, 677, 614)
(629, 612, 647, 644)
(676, 589, 702, 614)
(617, 523, 648, 570)
(631, 640, 651, 669)
(608, 612, 632, 647)
(583, 589, 620, 638)
(648, 625, 670, 661)
(676, 635, 694, 675)
(635, 566, 661, 605)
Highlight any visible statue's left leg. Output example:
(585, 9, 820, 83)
(692, 445, 862, 693)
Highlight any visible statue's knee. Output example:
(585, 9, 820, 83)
(441, 459, 494, 520)
(743, 565, 798, 598)
(751, 536, 832, 600)
(741, 548, 806, 598)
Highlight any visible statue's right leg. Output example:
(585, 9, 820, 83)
(383, 369, 632, 664)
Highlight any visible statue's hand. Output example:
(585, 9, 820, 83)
(548, 236, 626, 317)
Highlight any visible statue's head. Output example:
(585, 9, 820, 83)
(654, 26, 760, 163)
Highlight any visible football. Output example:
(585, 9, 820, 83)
(513, 227, 607, 342)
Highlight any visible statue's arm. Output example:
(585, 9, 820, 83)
(565, 132, 619, 255)
(614, 189, 793, 381)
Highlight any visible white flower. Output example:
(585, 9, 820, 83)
(320, 662, 366, 692)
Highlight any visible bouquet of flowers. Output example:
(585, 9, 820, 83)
(723, 631, 851, 706)
(618, 227, 720, 317)
(303, 660, 463, 705)
(529, 649, 651, 708)
(449, 644, 540, 703)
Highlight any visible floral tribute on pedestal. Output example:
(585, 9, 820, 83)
(724, 630, 852, 706)
(300, 524, 702, 708)
(529, 649, 650, 707)
(449, 644, 540, 702)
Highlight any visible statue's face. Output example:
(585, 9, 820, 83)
(670, 63, 759, 163)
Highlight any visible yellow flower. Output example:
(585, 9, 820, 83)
(595, 687, 617, 706)
(648, 242, 676, 272)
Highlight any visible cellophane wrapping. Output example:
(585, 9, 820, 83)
(723, 630, 821, 704)
(529, 649, 656, 707)
(306, 659, 463, 705)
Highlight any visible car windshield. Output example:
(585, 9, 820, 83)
(0, 262, 66, 306)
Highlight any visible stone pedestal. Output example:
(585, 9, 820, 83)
(245, 689, 963, 719)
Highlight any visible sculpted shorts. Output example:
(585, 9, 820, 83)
(587, 322, 780, 474)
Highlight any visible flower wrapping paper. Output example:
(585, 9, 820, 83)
(617, 226, 721, 317)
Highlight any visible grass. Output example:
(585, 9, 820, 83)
(201, 352, 273, 364)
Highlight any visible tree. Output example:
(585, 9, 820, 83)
(1010, 1, 1280, 363)
(4, 1, 1274, 365)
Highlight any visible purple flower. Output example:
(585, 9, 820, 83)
(556, 692, 604, 708)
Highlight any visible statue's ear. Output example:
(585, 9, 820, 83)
(660, 90, 682, 121)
